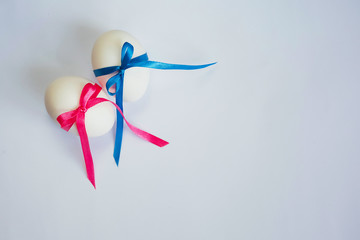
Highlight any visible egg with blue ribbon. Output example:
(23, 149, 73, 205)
(91, 30, 215, 166)
(92, 30, 150, 102)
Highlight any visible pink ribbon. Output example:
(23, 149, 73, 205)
(57, 83, 168, 188)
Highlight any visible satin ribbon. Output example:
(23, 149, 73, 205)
(57, 83, 168, 188)
(94, 42, 216, 165)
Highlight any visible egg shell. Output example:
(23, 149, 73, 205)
(92, 30, 150, 102)
(45, 76, 116, 137)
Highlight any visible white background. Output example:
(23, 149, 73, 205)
(1, 0, 359, 239)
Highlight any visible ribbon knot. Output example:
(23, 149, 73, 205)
(94, 41, 216, 165)
(78, 106, 87, 113)
(57, 83, 168, 189)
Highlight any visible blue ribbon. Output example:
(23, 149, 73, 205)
(94, 42, 216, 165)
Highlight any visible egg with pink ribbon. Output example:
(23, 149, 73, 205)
(45, 76, 168, 188)
(45, 76, 115, 137)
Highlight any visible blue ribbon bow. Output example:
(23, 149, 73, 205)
(93, 42, 216, 165)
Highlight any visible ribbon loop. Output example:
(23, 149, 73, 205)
(120, 42, 134, 69)
(106, 73, 121, 96)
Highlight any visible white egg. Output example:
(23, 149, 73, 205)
(45, 76, 116, 137)
(92, 30, 150, 102)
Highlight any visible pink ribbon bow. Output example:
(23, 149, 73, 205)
(57, 83, 168, 188)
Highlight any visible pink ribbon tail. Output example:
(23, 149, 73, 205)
(76, 112, 96, 189)
(87, 98, 169, 147)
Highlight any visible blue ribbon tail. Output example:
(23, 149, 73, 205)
(113, 83, 124, 166)
(130, 60, 216, 70)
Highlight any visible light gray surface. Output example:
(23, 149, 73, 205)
(1, 0, 359, 239)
